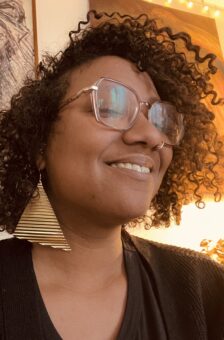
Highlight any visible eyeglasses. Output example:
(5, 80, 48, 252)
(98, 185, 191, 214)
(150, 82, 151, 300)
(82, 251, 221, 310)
(59, 77, 184, 147)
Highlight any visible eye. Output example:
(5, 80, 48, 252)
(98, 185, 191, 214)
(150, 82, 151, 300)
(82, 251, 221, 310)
(100, 107, 123, 118)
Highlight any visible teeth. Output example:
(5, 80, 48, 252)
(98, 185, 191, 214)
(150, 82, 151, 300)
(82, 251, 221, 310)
(110, 162, 151, 174)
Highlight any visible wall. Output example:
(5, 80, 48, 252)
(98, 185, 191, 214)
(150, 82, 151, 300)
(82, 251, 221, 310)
(215, 16, 224, 58)
(35, 0, 89, 58)
(35, 0, 224, 59)
(143, 0, 224, 58)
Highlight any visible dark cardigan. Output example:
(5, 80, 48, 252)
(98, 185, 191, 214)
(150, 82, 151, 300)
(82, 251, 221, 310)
(0, 232, 224, 340)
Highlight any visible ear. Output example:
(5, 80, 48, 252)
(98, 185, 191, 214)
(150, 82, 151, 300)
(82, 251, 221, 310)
(36, 152, 46, 171)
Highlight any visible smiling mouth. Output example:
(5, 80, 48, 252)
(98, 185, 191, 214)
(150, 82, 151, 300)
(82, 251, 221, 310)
(109, 162, 151, 174)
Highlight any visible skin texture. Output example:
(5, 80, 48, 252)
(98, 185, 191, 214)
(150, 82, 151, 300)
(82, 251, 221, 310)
(39, 56, 172, 234)
(33, 56, 172, 340)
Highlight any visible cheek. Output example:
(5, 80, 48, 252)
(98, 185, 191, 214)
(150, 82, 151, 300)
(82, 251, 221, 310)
(44, 120, 114, 194)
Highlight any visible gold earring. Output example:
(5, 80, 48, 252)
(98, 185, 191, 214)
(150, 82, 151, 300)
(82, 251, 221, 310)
(14, 179, 71, 251)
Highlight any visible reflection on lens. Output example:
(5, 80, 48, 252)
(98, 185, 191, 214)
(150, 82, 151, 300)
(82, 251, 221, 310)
(148, 101, 183, 145)
(94, 79, 184, 145)
(96, 79, 138, 129)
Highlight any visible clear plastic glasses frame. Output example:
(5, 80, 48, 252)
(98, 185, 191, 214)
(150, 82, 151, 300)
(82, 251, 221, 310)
(59, 77, 184, 148)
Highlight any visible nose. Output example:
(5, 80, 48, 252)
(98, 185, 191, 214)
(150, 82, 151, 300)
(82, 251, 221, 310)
(122, 109, 164, 150)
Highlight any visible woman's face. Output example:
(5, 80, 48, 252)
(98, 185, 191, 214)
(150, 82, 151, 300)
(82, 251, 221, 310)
(39, 56, 173, 226)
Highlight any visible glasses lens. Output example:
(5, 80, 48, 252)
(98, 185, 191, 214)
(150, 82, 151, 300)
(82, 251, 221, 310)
(95, 79, 138, 130)
(148, 101, 184, 145)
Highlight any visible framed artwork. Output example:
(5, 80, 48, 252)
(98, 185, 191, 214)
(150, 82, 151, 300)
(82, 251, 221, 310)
(0, 0, 38, 110)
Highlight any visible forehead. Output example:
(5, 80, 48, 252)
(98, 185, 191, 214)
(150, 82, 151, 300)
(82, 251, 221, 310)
(66, 56, 159, 100)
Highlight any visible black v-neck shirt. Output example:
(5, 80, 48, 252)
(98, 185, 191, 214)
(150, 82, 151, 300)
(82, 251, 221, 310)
(34, 235, 168, 339)
(2, 235, 223, 339)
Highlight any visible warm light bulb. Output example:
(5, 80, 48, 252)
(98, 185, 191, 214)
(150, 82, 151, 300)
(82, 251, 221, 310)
(165, 0, 173, 6)
(202, 5, 209, 12)
(165, 0, 173, 5)
(213, 9, 221, 17)
(187, 1, 194, 8)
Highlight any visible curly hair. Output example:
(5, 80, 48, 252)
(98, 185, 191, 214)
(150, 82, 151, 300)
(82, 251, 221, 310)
(0, 10, 223, 233)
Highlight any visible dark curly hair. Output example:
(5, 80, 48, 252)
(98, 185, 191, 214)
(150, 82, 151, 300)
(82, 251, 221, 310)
(0, 10, 223, 233)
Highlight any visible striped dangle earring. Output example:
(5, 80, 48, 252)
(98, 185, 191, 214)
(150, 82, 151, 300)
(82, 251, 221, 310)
(14, 175, 71, 251)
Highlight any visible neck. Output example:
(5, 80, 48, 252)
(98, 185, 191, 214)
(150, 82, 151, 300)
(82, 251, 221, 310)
(32, 223, 125, 293)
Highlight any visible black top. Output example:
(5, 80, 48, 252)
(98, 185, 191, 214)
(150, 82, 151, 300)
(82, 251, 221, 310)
(35, 235, 168, 339)
(0, 234, 224, 339)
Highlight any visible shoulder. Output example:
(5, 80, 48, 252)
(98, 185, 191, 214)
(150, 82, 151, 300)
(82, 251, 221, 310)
(123, 230, 224, 300)
(125, 231, 224, 337)
(127, 231, 224, 307)
(0, 236, 31, 257)
(0, 236, 32, 287)
(129, 231, 224, 278)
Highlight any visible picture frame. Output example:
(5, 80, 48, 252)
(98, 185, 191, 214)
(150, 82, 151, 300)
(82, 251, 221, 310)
(0, 0, 38, 110)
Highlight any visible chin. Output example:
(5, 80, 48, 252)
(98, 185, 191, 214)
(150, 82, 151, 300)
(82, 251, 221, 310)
(112, 201, 152, 225)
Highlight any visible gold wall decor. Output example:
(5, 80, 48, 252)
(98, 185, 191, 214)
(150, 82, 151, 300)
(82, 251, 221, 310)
(200, 238, 224, 264)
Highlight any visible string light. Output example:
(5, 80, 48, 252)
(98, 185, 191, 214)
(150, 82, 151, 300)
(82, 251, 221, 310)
(165, 0, 173, 6)
(202, 5, 209, 12)
(157, 0, 224, 17)
(213, 9, 221, 17)
(187, 1, 194, 8)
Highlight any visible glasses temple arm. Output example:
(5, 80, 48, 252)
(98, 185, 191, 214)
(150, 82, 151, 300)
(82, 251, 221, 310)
(152, 141, 174, 151)
(59, 85, 98, 111)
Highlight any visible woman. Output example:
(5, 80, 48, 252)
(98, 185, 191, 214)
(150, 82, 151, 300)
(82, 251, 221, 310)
(0, 10, 223, 340)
